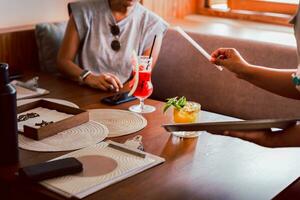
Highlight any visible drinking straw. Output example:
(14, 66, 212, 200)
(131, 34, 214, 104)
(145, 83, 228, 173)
(174, 26, 223, 71)
(146, 35, 157, 70)
(149, 35, 157, 59)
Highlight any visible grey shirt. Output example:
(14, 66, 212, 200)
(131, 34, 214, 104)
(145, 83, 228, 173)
(69, 0, 168, 83)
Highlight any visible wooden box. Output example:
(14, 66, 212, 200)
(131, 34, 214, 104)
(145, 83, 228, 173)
(17, 100, 89, 140)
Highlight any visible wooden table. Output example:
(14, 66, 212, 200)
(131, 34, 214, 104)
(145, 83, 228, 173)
(1, 72, 300, 200)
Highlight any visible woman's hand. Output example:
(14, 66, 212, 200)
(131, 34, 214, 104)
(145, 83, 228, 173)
(84, 73, 123, 92)
(217, 125, 300, 148)
(211, 48, 251, 78)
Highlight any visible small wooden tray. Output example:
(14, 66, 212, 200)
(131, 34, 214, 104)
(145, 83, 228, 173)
(17, 100, 89, 140)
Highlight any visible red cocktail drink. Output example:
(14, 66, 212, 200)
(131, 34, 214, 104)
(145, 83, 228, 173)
(129, 56, 156, 113)
(131, 70, 153, 99)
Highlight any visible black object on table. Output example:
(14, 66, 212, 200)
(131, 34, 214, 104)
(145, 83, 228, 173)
(0, 63, 18, 165)
(18, 157, 83, 182)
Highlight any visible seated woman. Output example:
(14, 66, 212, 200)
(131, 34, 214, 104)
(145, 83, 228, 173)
(210, 6, 300, 148)
(57, 0, 168, 92)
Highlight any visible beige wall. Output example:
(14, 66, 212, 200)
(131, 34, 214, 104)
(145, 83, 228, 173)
(0, 0, 77, 29)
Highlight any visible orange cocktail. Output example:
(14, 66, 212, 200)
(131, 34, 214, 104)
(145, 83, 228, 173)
(172, 101, 201, 138)
(173, 101, 201, 123)
(164, 97, 201, 138)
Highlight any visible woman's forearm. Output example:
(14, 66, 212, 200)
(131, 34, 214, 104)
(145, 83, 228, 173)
(242, 64, 299, 99)
(57, 58, 83, 82)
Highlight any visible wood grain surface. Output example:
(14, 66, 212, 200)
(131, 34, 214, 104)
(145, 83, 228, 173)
(0, 71, 299, 200)
(0, 27, 39, 75)
(143, 0, 198, 20)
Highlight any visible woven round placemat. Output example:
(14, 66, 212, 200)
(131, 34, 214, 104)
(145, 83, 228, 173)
(19, 121, 108, 152)
(88, 109, 147, 137)
(17, 98, 79, 108)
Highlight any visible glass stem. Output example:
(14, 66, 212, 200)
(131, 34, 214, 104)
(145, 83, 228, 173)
(140, 99, 145, 111)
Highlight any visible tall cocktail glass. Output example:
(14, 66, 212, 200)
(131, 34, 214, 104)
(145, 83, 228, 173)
(129, 56, 156, 113)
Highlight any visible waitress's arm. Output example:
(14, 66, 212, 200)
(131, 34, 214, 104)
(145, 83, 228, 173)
(211, 48, 300, 100)
(241, 65, 299, 99)
(214, 124, 300, 148)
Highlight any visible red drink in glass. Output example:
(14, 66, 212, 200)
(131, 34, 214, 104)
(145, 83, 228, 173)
(131, 70, 153, 99)
(129, 56, 156, 113)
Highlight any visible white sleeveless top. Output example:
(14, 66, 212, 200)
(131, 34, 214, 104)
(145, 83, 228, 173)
(69, 0, 168, 83)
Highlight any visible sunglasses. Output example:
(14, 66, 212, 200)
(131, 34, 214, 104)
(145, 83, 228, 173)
(110, 24, 121, 51)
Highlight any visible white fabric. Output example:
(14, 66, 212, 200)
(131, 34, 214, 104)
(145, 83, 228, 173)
(12, 80, 49, 100)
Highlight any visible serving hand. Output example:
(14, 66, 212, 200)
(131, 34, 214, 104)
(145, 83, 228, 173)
(211, 125, 300, 148)
(210, 48, 251, 78)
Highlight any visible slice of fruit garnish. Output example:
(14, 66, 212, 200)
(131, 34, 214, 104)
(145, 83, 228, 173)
(128, 51, 139, 97)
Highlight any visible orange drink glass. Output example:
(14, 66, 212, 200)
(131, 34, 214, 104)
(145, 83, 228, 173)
(172, 102, 201, 138)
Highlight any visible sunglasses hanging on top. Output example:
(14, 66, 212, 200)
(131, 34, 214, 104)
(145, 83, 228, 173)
(110, 24, 121, 51)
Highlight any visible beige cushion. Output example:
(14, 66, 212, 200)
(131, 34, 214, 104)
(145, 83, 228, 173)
(35, 22, 67, 73)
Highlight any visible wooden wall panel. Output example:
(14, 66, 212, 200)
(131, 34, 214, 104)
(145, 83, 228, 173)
(198, 0, 294, 25)
(0, 27, 39, 75)
(143, 0, 198, 20)
(228, 0, 297, 15)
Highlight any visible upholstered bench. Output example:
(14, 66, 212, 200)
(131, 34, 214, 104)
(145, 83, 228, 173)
(1, 25, 299, 120)
(152, 29, 300, 119)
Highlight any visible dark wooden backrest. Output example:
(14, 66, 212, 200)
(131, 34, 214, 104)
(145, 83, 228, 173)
(0, 26, 40, 75)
